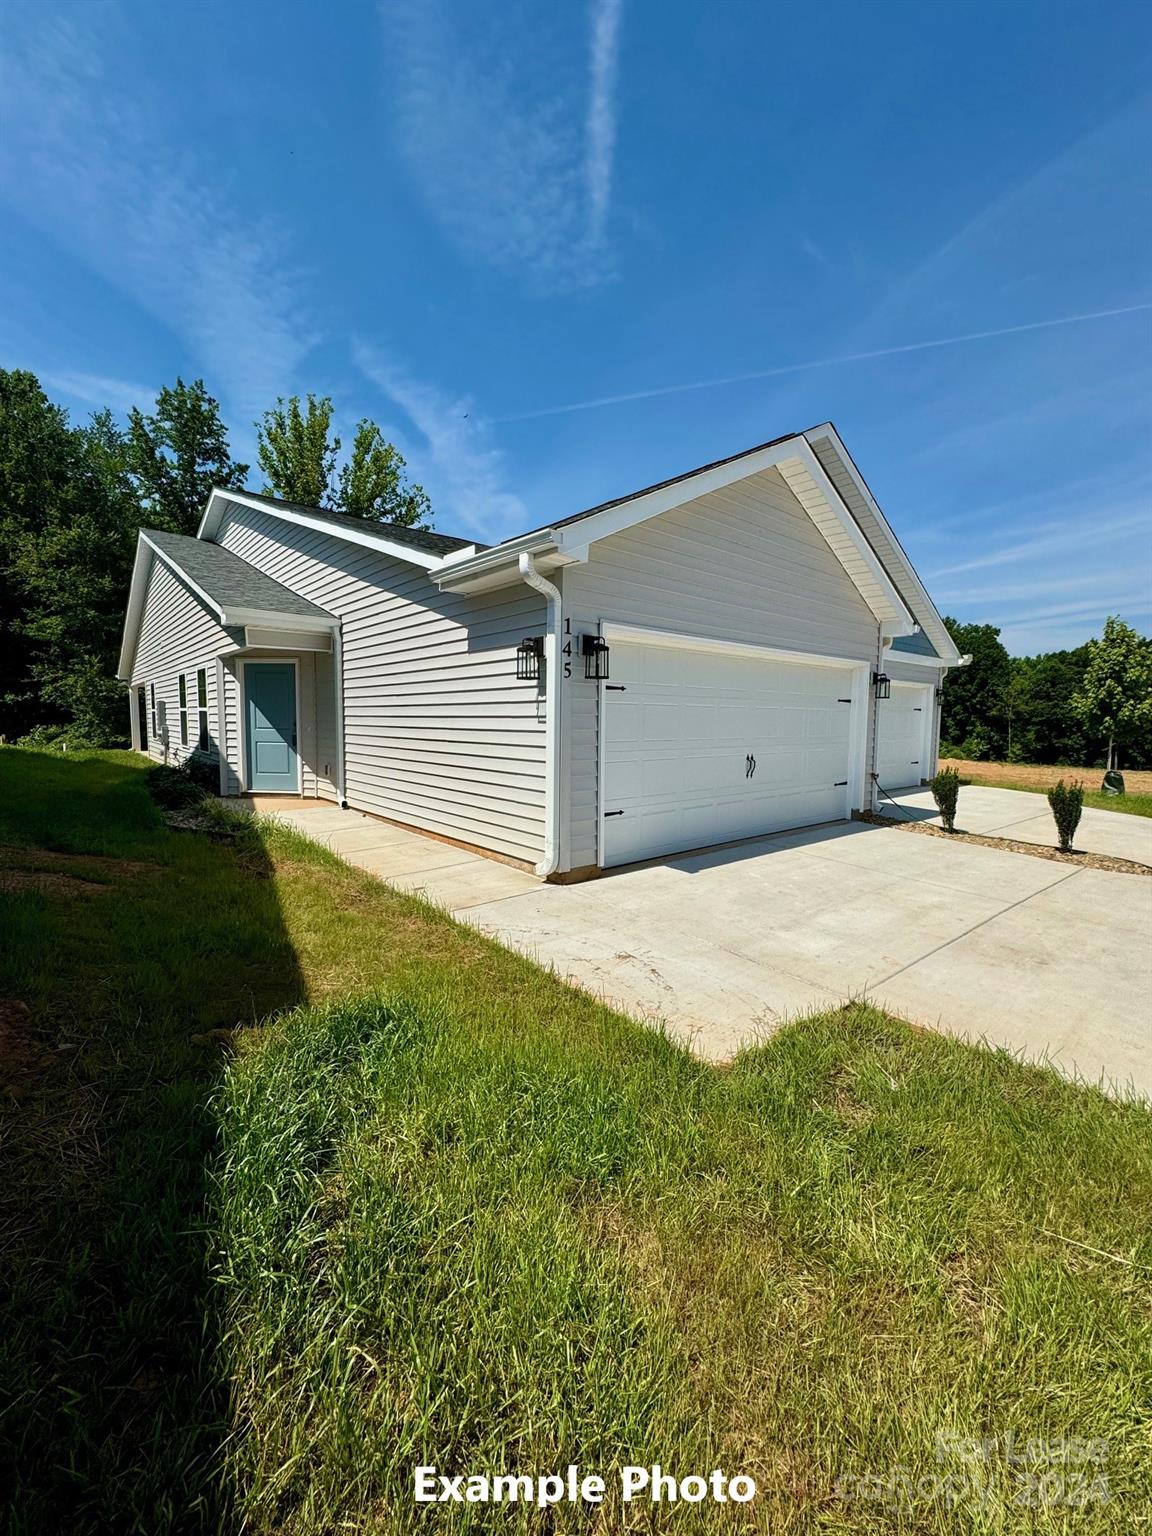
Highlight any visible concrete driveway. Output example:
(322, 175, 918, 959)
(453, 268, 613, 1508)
(888, 784, 1152, 865)
(462, 820, 1152, 1098)
(270, 800, 1152, 1099)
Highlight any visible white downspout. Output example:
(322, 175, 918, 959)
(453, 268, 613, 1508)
(333, 623, 349, 808)
(517, 551, 562, 878)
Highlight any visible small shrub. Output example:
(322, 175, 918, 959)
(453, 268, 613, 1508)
(148, 761, 211, 811)
(1048, 778, 1084, 852)
(930, 766, 961, 832)
(182, 751, 220, 794)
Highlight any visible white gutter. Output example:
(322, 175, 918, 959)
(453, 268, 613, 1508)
(517, 551, 562, 878)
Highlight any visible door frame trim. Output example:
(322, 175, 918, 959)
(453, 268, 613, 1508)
(596, 622, 870, 867)
(240, 656, 302, 794)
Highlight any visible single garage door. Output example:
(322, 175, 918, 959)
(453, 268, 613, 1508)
(875, 682, 931, 791)
(601, 640, 858, 867)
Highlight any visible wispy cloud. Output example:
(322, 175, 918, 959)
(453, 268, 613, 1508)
(0, 12, 315, 419)
(493, 303, 1151, 420)
(40, 369, 157, 416)
(354, 342, 527, 541)
(586, 0, 624, 243)
(380, 0, 624, 292)
(926, 509, 1151, 579)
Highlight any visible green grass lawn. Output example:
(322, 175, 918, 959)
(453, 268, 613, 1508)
(3, 747, 1150, 1534)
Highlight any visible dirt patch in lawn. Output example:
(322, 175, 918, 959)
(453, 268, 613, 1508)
(866, 813, 1152, 876)
(942, 759, 1152, 794)
(0, 869, 111, 898)
(0, 845, 154, 878)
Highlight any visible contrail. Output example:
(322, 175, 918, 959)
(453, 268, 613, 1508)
(493, 302, 1152, 422)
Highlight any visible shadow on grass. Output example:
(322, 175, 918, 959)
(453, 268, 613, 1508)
(0, 748, 306, 1535)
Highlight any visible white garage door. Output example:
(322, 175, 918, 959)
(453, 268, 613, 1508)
(875, 683, 931, 790)
(601, 640, 858, 868)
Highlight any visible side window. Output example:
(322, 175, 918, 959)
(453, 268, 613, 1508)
(178, 674, 189, 746)
(150, 683, 157, 737)
(196, 669, 209, 752)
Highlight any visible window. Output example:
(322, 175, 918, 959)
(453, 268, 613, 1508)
(196, 669, 209, 752)
(150, 683, 156, 737)
(178, 674, 189, 746)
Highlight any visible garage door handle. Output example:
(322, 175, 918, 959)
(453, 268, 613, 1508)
(604, 810, 625, 817)
(746, 754, 756, 778)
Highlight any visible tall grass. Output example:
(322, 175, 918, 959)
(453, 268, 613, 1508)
(215, 995, 1152, 1533)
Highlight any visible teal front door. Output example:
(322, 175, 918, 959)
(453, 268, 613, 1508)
(245, 663, 298, 792)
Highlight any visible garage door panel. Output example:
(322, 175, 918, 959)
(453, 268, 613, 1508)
(875, 684, 931, 790)
(602, 641, 858, 866)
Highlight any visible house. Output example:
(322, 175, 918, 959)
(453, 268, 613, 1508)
(117, 424, 963, 878)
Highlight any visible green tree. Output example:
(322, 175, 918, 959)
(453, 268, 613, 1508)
(1, 371, 76, 735)
(1072, 616, 1152, 770)
(0, 376, 140, 743)
(337, 420, 430, 526)
(256, 393, 338, 508)
(128, 378, 247, 535)
(940, 618, 1012, 758)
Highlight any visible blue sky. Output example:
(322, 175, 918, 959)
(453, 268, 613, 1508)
(1, 0, 1149, 654)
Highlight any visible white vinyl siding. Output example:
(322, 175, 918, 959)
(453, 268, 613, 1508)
(559, 465, 880, 869)
(215, 502, 547, 862)
(129, 560, 228, 767)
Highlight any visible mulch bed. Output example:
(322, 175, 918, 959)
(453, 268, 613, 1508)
(864, 813, 1152, 876)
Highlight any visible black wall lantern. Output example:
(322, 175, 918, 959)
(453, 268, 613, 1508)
(516, 635, 544, 681)
(581, 634, 610, 681)
(934, 685, 945, 702)
(873, 671, 891, 700)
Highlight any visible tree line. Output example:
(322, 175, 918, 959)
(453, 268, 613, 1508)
(0, 370, 431, 745)
(940, 616, 1152, 771)
(2, 365, 1148, 764)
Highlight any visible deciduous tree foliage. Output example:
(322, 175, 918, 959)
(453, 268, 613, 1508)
(128, 379, 248, 535)
(1072, 616, 1152, 770)
(256, 395, 430, 525)
(255, 394, 338, 509)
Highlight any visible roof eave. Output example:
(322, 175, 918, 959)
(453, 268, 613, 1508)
(197, 488, 450, 570)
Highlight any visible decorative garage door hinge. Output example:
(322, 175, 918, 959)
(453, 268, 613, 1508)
(604, 810, 625, 817)
(838, 697, 852, 703)
(834, 780, 848, 786)
(605, 684, 627, 691)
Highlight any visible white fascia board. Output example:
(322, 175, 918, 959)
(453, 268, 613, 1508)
(779, 443, 914, 629)
(804, 427, 961, 664)
(116, 537, 155, 679)
(881, 646, 948, 670)
(197, 489, 445, 570)
(433, 531, 559, 591)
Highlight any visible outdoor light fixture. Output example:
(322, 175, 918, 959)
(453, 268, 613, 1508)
(873, 671, 891, 700)
(581, 634, 610, 680)
(935, 686, 945, 701)
(516, 636, 544, 681)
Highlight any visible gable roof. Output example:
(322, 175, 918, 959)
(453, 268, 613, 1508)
(435, 424, 958, 662)
(197, 488, 482, 567)
(117, 529, 336, 679)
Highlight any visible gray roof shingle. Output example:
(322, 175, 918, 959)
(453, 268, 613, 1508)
(228, 490, 484, 557)
(144, 529, 334, 621)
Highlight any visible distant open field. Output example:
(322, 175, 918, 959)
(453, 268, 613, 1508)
(943, 759, 1152, 795)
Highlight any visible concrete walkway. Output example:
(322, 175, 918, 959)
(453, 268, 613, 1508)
(887, 784, 1152, 866)
(258, 798, 1152, 1099)
(254, 799, 540, 909)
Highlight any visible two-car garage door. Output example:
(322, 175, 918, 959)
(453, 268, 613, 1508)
(600, 638, 860, 868)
